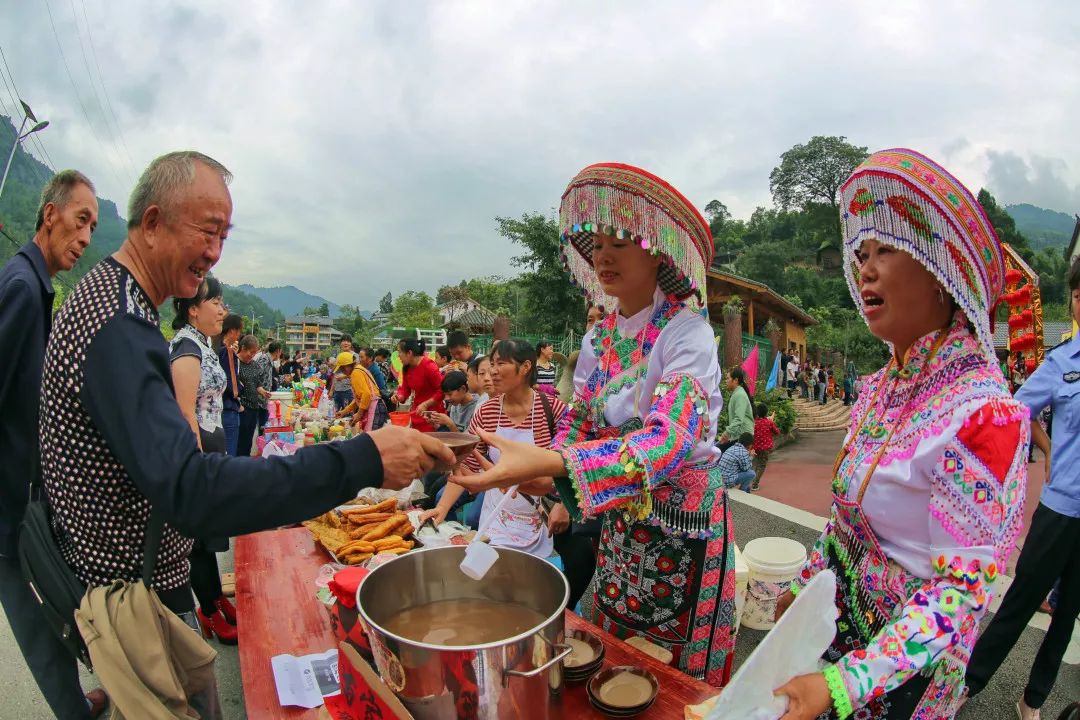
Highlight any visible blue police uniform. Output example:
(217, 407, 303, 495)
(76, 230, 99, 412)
(967, 334, 1080, 710)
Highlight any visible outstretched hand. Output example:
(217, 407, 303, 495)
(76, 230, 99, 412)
(447, 430, 565, 493)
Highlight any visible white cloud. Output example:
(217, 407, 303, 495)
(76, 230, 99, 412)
(2, 0, 1079, 307)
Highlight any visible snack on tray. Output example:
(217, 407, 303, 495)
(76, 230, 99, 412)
(303, 502, 418, 565)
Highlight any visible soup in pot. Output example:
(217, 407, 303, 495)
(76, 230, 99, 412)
(384, 598, 547, 646)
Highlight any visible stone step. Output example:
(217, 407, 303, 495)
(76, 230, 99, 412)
(795, 407, 851, 423)
(797, 423, 850, 432)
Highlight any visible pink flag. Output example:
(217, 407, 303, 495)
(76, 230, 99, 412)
(741, 344, 760, 396)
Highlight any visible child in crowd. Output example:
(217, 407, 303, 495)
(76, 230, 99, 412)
(750, 403, 780, 489)
(719, 432, 755, 492)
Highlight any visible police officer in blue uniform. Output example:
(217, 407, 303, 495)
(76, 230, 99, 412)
(966, 258, 1080, 719)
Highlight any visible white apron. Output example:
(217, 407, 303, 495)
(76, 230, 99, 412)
(480, 398, 553, 558)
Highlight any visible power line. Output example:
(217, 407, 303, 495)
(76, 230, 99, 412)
(0, 43, 59, 175)
(40, 0, 129, 189)
(67, 0, 136, 180)
(76, 0, 137, 176)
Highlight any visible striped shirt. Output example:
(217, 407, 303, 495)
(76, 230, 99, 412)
(465, 391, 567, 471)
(535, 362, 557, 387)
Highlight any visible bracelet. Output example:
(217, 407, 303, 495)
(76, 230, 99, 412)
(822, 665, 854, 720)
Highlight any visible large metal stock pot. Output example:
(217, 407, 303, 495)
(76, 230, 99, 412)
(356, 546, 570, 720)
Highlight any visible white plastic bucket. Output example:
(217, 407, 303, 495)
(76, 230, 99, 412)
(740, 537, 807, 631)
(733, 544, 749, 633)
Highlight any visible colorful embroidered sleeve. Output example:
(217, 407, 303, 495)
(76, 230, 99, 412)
(829, 399, 1029, 717)
(552, 392, 597, 448)
(554, 372, 710, 522)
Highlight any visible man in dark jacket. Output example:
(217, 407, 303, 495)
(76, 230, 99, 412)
(0, 170, 107, 717)
(38, 152, 452, 715)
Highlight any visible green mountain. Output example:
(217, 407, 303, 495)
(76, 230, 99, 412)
(1006, 203, 1076, 253)
(233, 283, 341, 318)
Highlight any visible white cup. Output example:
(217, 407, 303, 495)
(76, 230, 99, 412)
(459, 541, 499, 580)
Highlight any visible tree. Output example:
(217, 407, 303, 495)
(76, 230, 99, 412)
(703, 199, 732, 242)
(379, 292, 394, 314)
(390, 291, 438, 328)
(769, 136, 869, 237)
(500, 212, 587, 336)
(722, 296, 744, 371)
(1031, 247, 1070, 305)
(977, 189, 1035, 263)
(317, 302, 330, 317)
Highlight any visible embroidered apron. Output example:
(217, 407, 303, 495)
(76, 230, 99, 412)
(482, 405, 553, 558)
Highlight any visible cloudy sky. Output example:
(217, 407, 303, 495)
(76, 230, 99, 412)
(3, 1, 1079, 308)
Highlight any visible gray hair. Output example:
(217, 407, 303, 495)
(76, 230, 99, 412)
(127, 150, 232, 229)
(239, 334, 260, 351)
(36, 170, 95, 231)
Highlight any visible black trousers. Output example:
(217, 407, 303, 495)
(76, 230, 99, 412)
(189, 543, 224, 615)
(966, 503, 1080, 709)
(553, 529, 596, 611)
(237, 407, 263, 457)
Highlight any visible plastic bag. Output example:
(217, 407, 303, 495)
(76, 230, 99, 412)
(347, 479, 426, 509)
(707, 570, 837, 720)
(410, 510, 470, 548)
(261, 439, 299, 458)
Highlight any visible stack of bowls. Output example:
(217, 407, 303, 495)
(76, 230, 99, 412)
(586, 666, 659, 716)
(562, 629, 605, 682)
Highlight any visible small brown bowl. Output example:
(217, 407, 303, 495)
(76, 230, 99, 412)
(426, 432, 481, 472)
(587, 666, 659, 715)
(564, 629, 605, 674)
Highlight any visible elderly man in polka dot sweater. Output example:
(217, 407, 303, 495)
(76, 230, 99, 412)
(37, 151, 453, 717)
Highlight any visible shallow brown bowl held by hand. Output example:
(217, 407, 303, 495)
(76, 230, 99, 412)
(586, 665, 659, 716)
(426, 432, 481, 473)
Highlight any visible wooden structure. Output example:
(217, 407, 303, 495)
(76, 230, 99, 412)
(1001, 243, 1045, 368)
(235, 527, 716, 719)
(705, 268, 817, 360)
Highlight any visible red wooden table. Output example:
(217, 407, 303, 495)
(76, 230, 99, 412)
(235, 527, 717, 719)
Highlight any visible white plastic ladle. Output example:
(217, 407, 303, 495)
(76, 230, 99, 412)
(459, 485, 518, 580)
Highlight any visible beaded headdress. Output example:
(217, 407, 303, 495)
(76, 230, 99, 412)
(839, 149, 1005, 362)
(559, 163, 714, 313)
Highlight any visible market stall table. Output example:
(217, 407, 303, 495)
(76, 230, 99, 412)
(236, 527, 717, 719)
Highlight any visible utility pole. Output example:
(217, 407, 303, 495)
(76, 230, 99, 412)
(0, 101, 49, 201)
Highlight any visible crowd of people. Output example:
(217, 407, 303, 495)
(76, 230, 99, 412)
(0, 149, 1075, 720)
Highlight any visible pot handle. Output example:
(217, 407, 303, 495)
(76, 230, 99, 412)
(504, 637, 573, 681)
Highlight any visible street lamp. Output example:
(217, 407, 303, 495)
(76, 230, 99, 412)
(0, 100, 49, 200)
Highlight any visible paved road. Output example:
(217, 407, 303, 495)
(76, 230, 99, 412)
(1, 476, 1075, 718)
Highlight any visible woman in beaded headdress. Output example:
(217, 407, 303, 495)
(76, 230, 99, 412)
(771, 149, 1030, 720)
(451, 163, 737, 687)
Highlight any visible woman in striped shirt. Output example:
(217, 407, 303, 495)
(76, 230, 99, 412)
(422, 339, 566, 558)
(535, 340, 558, 391)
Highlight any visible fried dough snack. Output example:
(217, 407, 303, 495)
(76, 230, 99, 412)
(305, 502, 417, 565)
(302, 521, 349, 554)
(361, 515, 407, 542)
(347, 498, 397, 515)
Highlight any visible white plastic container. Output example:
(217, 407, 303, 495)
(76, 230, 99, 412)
(733, 544, 749, 632)
(459, 542, 499, 580)
(740, 537, 807, 631)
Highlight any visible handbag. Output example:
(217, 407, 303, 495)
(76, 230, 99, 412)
(18, 479, 163, 671)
